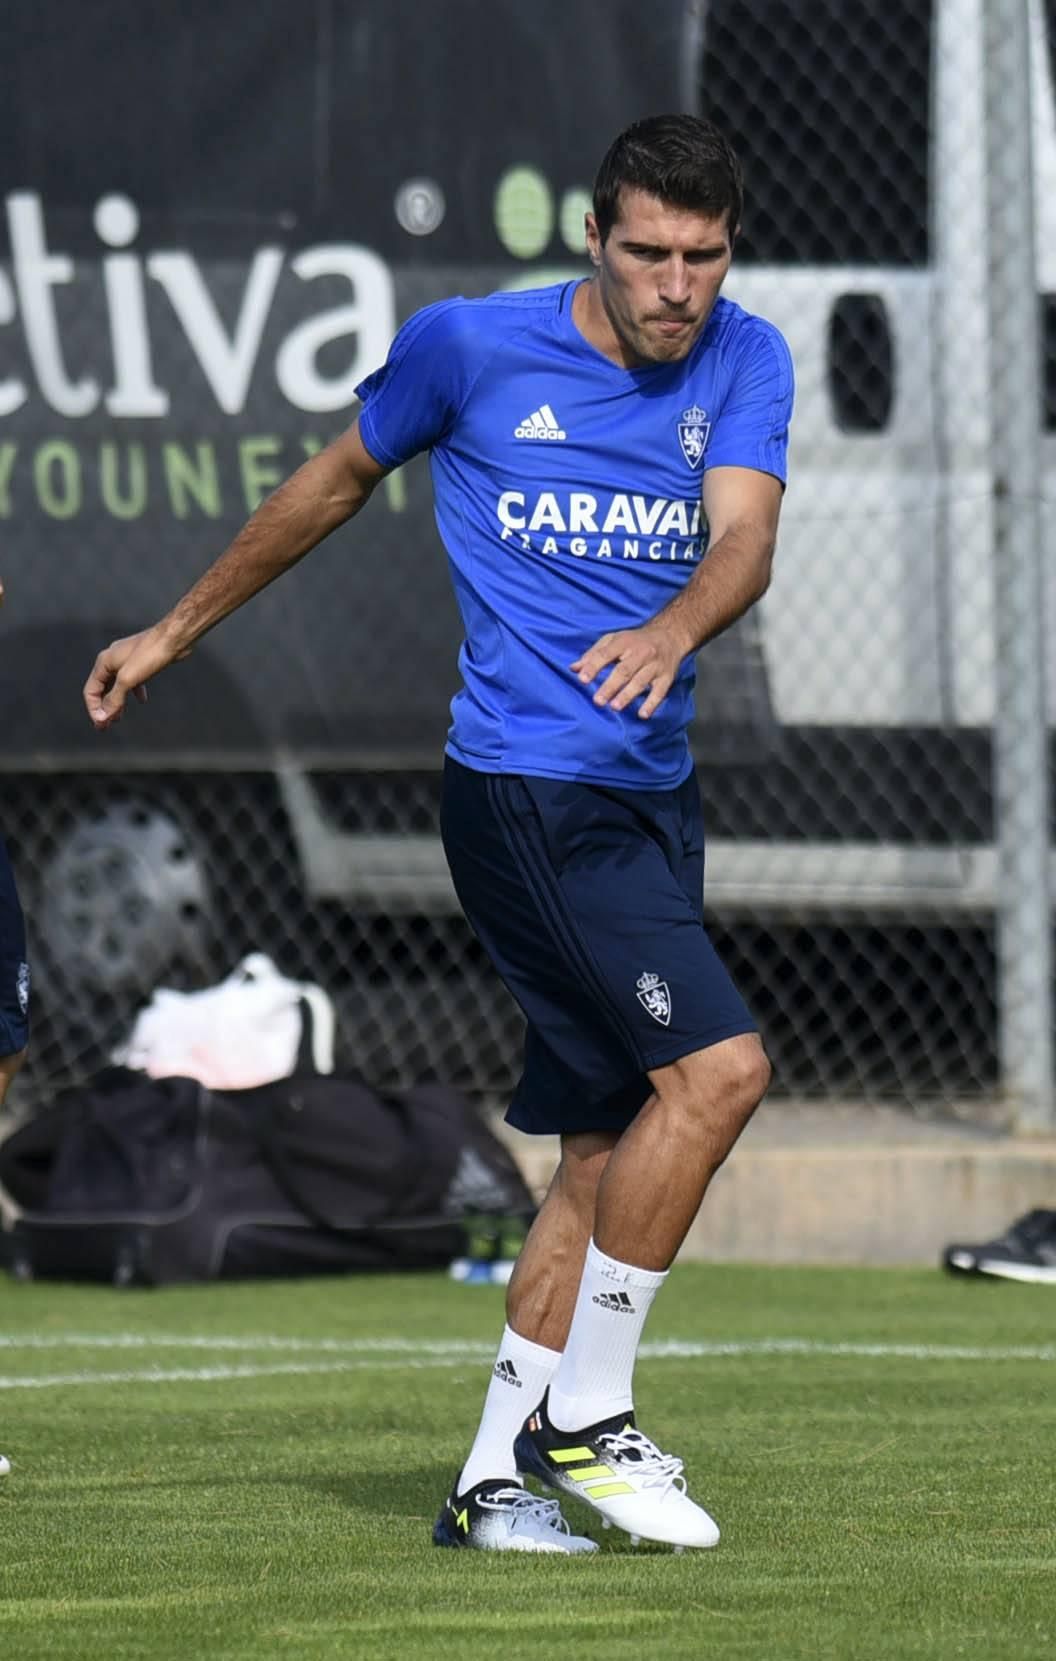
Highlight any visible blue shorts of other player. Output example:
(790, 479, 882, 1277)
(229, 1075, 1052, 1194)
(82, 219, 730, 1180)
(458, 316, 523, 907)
(0, 835, 30, 1104)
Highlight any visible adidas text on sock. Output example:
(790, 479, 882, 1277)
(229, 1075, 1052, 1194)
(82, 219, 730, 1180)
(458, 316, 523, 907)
(458, 1325, 561, 1493)
(547, 1240, 666, 1432)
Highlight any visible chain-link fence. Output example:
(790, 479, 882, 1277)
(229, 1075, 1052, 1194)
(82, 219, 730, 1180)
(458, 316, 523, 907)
(1, 0, 1053, 1122)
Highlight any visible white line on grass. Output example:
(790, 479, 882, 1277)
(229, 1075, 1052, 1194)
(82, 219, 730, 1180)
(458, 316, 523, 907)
(646, 1338, 1056, 1361)
(2, 1334, 1056, 1362)
(0, 1334, 1055, 1391)
(0, 1335, 490, 1354)
(0, 1358, 483, 1391)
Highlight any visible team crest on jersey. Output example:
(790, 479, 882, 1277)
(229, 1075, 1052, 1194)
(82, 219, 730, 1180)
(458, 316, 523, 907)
(678, 404, 711, 469)
(636, 971, 671, 1026)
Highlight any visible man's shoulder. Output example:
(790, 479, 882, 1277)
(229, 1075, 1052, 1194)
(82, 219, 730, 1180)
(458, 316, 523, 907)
(409, 283, 570, 348)
(473, 281, 572, 320)
(702, 296, 792, 371)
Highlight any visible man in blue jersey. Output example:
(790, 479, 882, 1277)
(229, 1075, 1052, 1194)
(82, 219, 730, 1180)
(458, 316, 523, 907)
(0, 578, 31, 1107)
(84, 114, 793, 1554)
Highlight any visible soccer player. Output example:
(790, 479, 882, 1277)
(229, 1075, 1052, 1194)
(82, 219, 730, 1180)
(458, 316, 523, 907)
(0, 578, 30, 1108)
(83, 114, 793, 1553)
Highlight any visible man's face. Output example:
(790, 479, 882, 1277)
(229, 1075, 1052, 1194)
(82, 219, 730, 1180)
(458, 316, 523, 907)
(586, 187, 735, 366)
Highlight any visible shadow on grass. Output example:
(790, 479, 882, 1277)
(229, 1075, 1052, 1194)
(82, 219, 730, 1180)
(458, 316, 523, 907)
(306, 1468, 669, 1555)
(95, 1467, 668, 1555)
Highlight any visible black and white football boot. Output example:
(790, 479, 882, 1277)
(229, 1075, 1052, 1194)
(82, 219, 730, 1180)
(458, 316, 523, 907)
(514, 1393, 720, 1550)
(432, 1476, 598, 1553)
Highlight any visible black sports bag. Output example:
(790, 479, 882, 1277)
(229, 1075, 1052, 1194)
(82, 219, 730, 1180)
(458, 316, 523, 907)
(0, 1067, 535, 1285)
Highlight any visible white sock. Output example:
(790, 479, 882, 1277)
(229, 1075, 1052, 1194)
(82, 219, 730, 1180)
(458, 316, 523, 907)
(458, 1324, 561, 1494)
(547, 1239, 667, 1431)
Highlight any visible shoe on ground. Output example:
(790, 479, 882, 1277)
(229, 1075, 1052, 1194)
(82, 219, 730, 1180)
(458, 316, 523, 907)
(432, 1476, 598, 1553)
(513, 1391, 719, 1550)
(943, 1209, 1056, 1283)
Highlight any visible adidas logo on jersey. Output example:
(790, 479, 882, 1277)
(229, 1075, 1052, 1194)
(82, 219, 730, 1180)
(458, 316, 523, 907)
(514, 404, 566, 441)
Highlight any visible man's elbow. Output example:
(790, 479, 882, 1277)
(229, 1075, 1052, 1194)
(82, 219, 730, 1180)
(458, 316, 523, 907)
(751, 542, 776, 601)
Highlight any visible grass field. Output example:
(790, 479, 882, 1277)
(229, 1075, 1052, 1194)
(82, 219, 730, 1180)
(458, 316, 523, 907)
(0, 1263, 1053, 1661)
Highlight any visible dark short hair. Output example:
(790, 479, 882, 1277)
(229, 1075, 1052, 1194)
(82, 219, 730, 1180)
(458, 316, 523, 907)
(592, 114, 743, 244)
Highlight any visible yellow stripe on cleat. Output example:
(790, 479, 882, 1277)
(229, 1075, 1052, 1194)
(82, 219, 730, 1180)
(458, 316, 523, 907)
(567, 1464, 614, 1482)
(580, 1481, 635, 1499)
(549, 1447, 597, 1465)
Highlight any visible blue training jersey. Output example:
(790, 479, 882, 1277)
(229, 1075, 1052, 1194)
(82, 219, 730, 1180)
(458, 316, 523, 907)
(355, 281, 793, 790)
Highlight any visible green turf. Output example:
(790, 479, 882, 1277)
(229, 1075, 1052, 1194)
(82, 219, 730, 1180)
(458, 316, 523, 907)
(0, 1265, 1053, 1660)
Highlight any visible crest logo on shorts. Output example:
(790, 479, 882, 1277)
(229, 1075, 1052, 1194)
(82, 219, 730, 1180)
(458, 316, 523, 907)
(678, 405, 711, 469)
(16, 961, 30, 1015)
(636, 971, 671, 1027)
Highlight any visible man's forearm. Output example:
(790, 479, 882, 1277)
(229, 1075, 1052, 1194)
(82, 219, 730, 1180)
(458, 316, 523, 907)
(158, 444, 373, 653)
(655, 523, 774, 657)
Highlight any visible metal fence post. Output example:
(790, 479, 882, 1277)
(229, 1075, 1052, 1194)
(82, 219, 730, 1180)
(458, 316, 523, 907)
(983, 0, 1055, 1130)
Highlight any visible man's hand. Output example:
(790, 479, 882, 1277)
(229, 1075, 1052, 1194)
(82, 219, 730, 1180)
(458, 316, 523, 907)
(84, 628, 190, 730)
(571, 619, 691, 719)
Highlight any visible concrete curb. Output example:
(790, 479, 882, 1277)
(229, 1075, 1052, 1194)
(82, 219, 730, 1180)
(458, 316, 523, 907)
(494, 1104, 1056, 1267)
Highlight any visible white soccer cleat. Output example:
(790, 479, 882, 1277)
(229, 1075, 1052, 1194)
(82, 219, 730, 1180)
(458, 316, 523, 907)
(515, 1394, 720, 1550)
(433, 1477, 599, 1553)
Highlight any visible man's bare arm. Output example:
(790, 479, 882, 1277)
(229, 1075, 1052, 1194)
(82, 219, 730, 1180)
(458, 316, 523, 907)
(648, 464, 781, 655)
(571, 465, 784, 718)
(84, 422, 388, 728)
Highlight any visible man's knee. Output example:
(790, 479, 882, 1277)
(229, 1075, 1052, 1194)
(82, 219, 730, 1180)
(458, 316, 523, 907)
(720, 1038, 771, 1115)
(651, 1034, 771, 1126)
(555, 1130, 619, 1214)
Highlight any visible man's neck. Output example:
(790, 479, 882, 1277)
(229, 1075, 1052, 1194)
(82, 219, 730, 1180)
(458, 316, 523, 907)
(571, 276, 641, 369)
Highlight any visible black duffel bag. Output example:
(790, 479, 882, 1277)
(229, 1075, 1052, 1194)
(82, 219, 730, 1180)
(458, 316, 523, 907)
(0, 1067, 535, 1285)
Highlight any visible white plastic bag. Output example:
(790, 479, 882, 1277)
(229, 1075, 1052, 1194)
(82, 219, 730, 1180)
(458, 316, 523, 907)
(113, 953, 335, 1089)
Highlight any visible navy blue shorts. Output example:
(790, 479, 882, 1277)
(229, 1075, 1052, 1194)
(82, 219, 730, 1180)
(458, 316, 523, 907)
(0, 835, 30, 1058)
(440, 758, 755, 1137)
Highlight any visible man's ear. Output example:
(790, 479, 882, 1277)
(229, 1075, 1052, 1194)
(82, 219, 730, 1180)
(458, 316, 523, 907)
(585, 211, 602, 267)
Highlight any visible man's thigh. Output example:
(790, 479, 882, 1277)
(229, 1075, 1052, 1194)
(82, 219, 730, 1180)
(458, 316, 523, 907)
(516, 771, 755, 1071)
(440, 760, 754, 1134)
